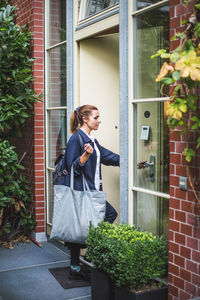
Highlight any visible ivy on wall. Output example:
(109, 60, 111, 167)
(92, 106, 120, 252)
(152, 0, 200, 210)
(152, 0, 200, 162)
(0, 2, 39, 242)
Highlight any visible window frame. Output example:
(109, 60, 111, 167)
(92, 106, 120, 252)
(45, 0, 68, 225)
(78, 0, 119, 25)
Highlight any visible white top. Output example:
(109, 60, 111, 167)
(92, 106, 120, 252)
(80, 128, 101, 191)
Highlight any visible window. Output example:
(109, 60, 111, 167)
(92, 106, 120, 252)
(136, 0, 162, 10)
(79, 0, 119, 21)
(45, 0, 67, 224)
(131, 0, 170, 237)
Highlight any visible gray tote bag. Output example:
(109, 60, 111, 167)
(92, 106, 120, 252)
(50, 166, 106, 244)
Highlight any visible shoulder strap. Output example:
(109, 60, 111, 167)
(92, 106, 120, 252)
(78, 133, 84, 150)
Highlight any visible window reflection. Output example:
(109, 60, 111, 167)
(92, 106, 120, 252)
(136, 5, 169, 99)
(134, 192, 169, 239)
(137, 0, 161, 10)
(48, 109, 66, 168)
(49, 0, 66, 47)
(79, 0, 119, 21)
(48, 45, 66, 107)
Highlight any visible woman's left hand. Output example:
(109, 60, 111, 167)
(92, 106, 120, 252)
(80, 143, 93, 164)
(84, 143, 93, 155)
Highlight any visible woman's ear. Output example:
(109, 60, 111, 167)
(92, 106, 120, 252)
(82, 116, 88, 124)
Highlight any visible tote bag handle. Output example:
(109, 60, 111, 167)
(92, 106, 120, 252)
(70, 133, 91, 191)
(70, 165, 90, 191)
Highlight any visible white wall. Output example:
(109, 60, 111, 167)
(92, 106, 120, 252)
(79, 34, 120, 221)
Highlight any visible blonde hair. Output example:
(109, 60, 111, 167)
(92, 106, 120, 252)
(70, 104, 98, 134)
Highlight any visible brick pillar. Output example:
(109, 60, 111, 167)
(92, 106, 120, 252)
(10, 0, 45, 240)
(168, 1, 200, 299)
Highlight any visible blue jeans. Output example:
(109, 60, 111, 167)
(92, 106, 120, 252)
(69, 201, 117, 266)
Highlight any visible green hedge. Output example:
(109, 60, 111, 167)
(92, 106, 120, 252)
(86, 222, 167, 290)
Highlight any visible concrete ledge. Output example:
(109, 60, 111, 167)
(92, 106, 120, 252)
(31, 232, 47, 243)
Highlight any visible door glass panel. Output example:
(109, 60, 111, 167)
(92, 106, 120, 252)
(48, 109, 67, 168)
(134, 102, 169, 193)
(79, 0, 119, 21)
(48, 0, 66, 47)
(135, 5, 169, 99)
(133, 191, 169, 239)
(48, 45, 66, 107)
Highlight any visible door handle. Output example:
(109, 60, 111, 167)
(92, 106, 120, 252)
(148, 154, 155, 182)
(137, 154, 155, 182)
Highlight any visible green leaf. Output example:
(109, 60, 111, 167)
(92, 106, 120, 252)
(172, 70, 181, 81)
(191, 116, 200, 129)
(183, 148, 195, 162)
(183, 39, 195, 52)
(181, 20, 187, 25)
(3, 226, 11, 234)
(194, 23, 200, 37)
(178, 120, 184, 126)
(170, 52, 180, 63)
(174, 84, 181, 93)
(196, 137, 200, 149)
(175, 32, 185, 40)
(160, 53, 170, 58)
(161, 77, 175, 85)
(195, 3, 200, 10)
(171, 36, 176, 41)
(151, 49, 169, 59)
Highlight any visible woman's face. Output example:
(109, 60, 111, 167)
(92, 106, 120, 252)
(84, 109, 101, 132)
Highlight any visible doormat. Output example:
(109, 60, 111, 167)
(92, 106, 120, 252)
(49, 267, 91, 289)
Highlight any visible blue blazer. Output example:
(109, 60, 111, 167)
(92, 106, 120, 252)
(62, 129, 120, 191)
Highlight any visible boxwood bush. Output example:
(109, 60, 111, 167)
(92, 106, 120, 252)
(86, 222, 167, 290)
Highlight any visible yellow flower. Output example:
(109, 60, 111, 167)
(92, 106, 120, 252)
(175, 50, 200, 81)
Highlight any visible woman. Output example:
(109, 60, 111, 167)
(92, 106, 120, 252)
(63, 104, 119, 280)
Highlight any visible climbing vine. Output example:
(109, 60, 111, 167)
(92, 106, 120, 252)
(152, 0, 200, 215)
(152, 0, 200, 163)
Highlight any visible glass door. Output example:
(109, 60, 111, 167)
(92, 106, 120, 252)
(132, 0, 170, 238)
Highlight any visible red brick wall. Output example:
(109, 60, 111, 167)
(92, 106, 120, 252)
(10, 0, 45, 235)
(169, 1, 200, 299)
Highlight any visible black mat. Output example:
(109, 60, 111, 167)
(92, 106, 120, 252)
(49, 267, 91, 289)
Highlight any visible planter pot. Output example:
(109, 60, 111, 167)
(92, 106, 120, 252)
(115, 283, 168, 300)
(80, 256, 115, 300)
(91, 268, 115, 300)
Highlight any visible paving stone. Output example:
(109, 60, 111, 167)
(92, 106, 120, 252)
(0, 241, 91, 300)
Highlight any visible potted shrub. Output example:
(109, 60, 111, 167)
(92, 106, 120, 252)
(85, 222, 168, 300)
